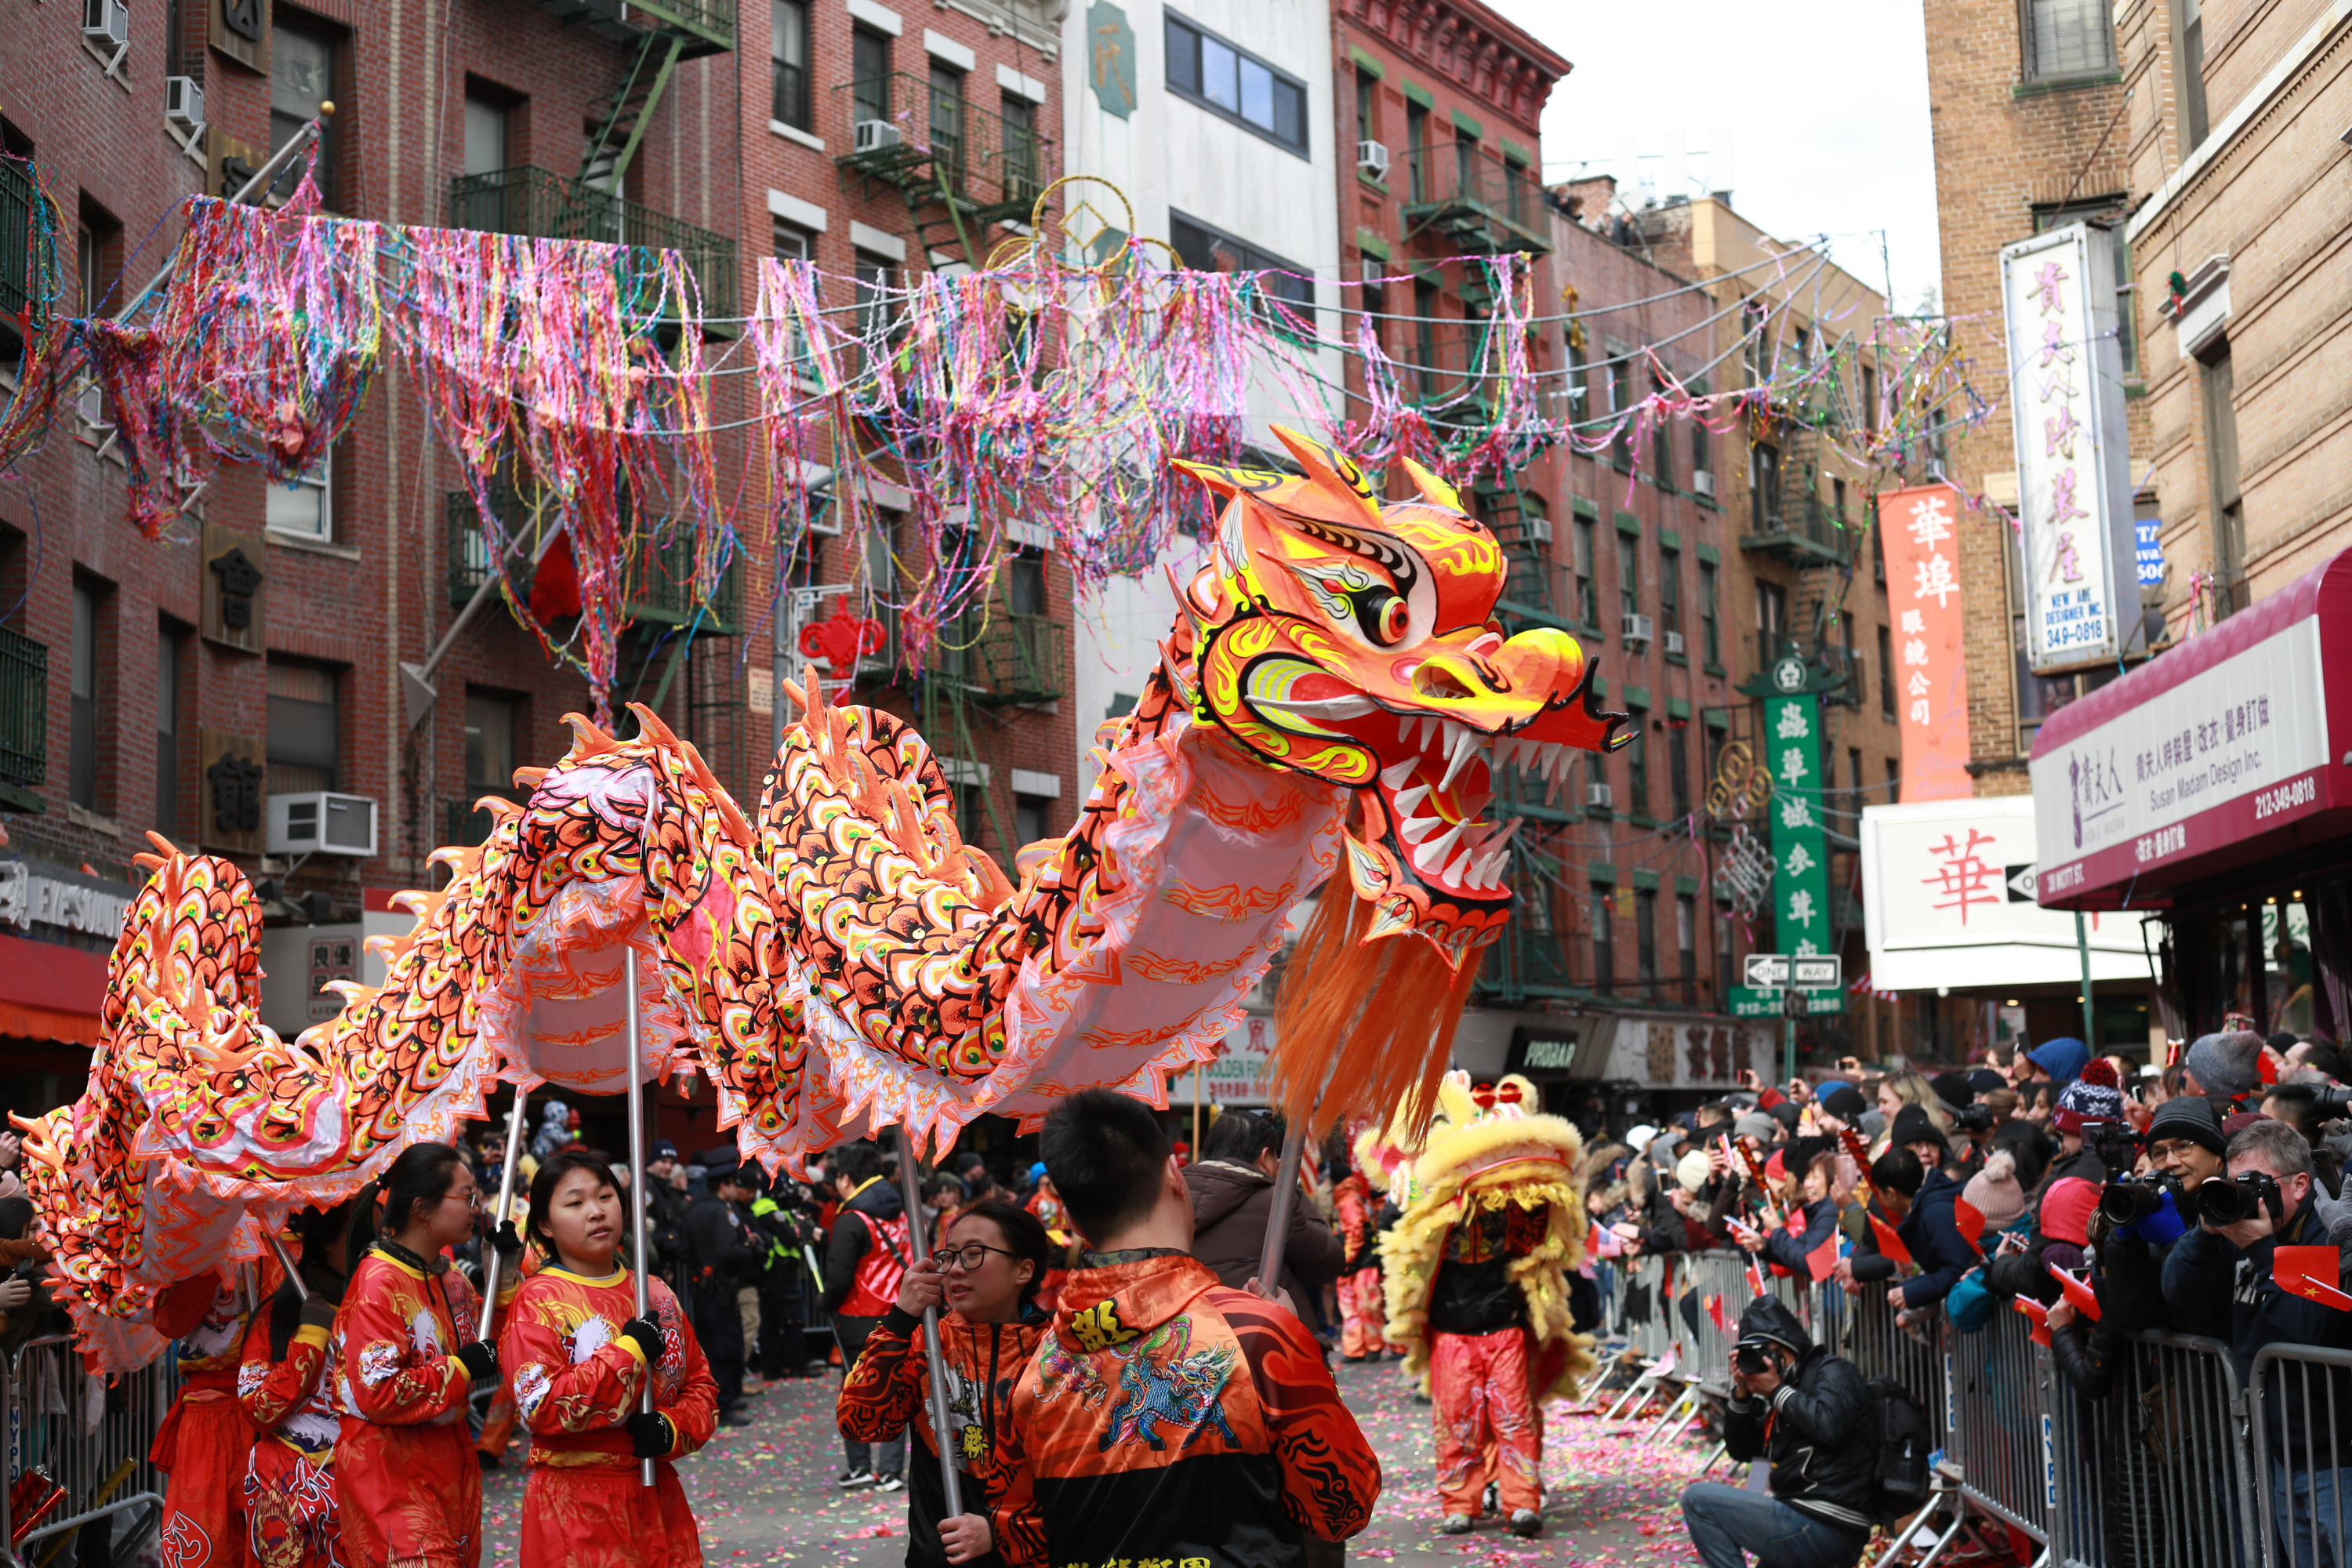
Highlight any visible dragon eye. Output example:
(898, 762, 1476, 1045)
(1370, 593, 1410, 646)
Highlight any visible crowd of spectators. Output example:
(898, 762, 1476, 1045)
(1585, 1027, 2352, 1564)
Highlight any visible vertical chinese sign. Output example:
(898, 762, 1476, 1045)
(1764, 691, 1838, 1013)
(1998, 223, 2139, 670)
(1877, 485, 1973, 800)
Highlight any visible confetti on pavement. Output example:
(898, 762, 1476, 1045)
(477, 1357, 1713, 1566)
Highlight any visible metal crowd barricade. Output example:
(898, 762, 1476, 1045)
(2049, 1330, 2257, 1568)
(2, 1334, 172, 1566)
(2250, 1343, 2352, 1568)
(1942, 1301, 2051, 1548)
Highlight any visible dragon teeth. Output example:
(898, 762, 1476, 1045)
(1380, 757, 1421, 789)
(1392, 784, 1431, 817)
(1438, 724, 1483, 793)
(1443, 843, 1480, 885)
(1398, 812, 1443, 844)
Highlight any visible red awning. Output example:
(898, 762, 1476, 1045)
(0, 931, 109, 1046)
(2029, 546, 2352, 909)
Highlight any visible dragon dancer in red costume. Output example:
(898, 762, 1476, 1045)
(240, 1200, 358, 1568)
(991, 1091, 1381, 1568)
(1330, 1143, 1388, 1363)
(332, 1143, 511, 1568)
(156, 1255, 279, 1567)
(502, 1149, 719, 1568)
(838, 1198, 1052, 1568)
(1381, 1074, 1591, 1540)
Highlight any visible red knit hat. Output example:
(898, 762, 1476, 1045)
(2040, 1177, 2101, 1247)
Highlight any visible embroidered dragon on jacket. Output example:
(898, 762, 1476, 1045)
(18, 427, 1624, 1370)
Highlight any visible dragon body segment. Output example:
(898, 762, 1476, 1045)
(21, 428, 1622, 1370)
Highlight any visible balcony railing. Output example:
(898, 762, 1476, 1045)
(937, 613, 1064, 704)
(1752, 634, 1861, 703)
(0, 626, 47, 791)
(1400, 140, 1550, 255)
(0, 157, 46, 332)
(832, 74, 1053, 223)
(446, 488, 740, 635)
(445, 165, 739, 326)
(1740, 492, 1855, 562)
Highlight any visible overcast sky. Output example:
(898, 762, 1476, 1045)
(1488, 0, 1945, 313)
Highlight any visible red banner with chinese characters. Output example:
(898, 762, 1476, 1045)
(1877, 485, 1972, 801)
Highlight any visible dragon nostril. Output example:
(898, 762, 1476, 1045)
(1412, 664, 1477, 699)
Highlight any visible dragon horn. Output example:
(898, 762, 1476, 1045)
(1269, 424, 1384, 527)
(560, 713, 622, 760)
(679, 737, 756, 844)
(963, 845, 1015, 910)
(511, 766, 550, 791)
(1398, 455, 1462, 513)
(426, 844, 485, 878)
(626, 701, 682, 750)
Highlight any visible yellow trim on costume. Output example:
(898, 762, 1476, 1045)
(616, 1335, 648, 1367)
(444, 1355, 472, 1385)
(368, 1247, 427, 1280)
(292, 1323, 331, 1351)
(541, 1265, 630, 1289)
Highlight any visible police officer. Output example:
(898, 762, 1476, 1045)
(685, 1151, 760, 1427)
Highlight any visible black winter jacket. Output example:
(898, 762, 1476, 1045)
(2049, 1232, 2163, 1399)
(684, 1192, 759, 1298)
(1849, 1171, 1977, 1307)
(1722, 1297, 1876, 1536)
(2163, 1195, 2352, 1450)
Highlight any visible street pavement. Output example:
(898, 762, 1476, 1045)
(480, 1356, 1702, 1566)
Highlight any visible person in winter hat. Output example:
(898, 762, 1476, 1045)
(1679, 1296, 1876, 1568)
(2024, 1036, 2091, 1089)
(531, 1099, 574, 1159)
(2184, 1029, 2267, 1103)
(2052, 1060, 2129, 1135)
(1960, 1149, 2030, 1236)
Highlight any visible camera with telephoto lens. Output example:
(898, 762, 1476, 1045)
(1733, 1343, 1773, 1376)
(1951, 1102, 1995, 1134)
(2315, 1085, 2352, 1120)
(2192, 1170, 2285, 1229)
(2099, 1171, 2181, 1227)
(2089, 1123, 2143, 1175)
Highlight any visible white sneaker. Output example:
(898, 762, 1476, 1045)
(837, 1467, 873, 1489)
(875, 1473, 906, 1494)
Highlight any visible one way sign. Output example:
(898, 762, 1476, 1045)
(1743, 953, 1790, 989)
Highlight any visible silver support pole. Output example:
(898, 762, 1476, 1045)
(1254, 1118, 1309, 1298)
(477, 1087, 531, 1340)
(893, 1123, 965, 1519)
(2075, 912, 2096, 1047)
(264, 1232, 307, 1301)
(626, 946, 655, 1487)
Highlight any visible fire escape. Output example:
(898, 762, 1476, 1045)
(833, 71, 1053, 271)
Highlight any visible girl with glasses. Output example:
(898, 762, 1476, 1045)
(838, 1196, 1052, 1567)
(500, 1149, 720, 1566)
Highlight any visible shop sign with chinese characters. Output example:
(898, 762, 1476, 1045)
(1860, 797, 2146, 991)
(1875, 485, 1973, 800)
(2000, 223, 2140, 671)
(1763, 690, 1842, 1014)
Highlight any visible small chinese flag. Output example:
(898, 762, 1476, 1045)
(2259, 1049, 2281, 1087)
(2046, 1264, 2102, 1321)
(2275, 1247, 2352, 1311)
(1869, 1212, 1914, 1268)
(1806, 1231, 1841, 1283)
(2012, 1294, 2053, 1347)
(1954, 1198, 1987, 1254)
(1706, 1294, 1732, 1333)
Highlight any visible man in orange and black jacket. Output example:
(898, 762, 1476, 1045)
(982, 1090, 1380, 1568)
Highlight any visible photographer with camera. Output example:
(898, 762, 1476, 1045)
(1679, 1296, 1875, 1568)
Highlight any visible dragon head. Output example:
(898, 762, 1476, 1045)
(1172, 426, 1630, 964)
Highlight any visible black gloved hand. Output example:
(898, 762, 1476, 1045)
(620, 1314, 665, 1363)
(625, 1408, 674, 1459)
(297, 1294, 339, 1330)
(492, 1220, 525, 1261)
(456, 1340, 499, 1381)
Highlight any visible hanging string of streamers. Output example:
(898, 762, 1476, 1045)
(7, 143, 1998, 720)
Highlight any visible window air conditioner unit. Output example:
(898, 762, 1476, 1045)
(83, 0, 129, 46)
(1663, 629, 1686, 655)
(1528, 515, 1554, 545)
(1692, 468, 1715, 499)
(1585, 782, 1614, 811)
(166, 77, 205, 131)
(1356, 140, 1392, 178)
(1621, 612, 1654, 646)
(855, 120, 906, 154)
(268, 792, 380, 858)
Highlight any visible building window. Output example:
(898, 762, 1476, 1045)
(1617, 528, 1639, 622)
(1848, 746, 1864, 802)
(1756, 580, 1786, 664)
(1715, 898, 1735, 998)
(1750, 442, 1781, 531)
(854, 249, 898, 340)
(1668, 724, 1690, 818)
(267, 447, 333, 541)
(1650, 367, 1675, 487)
(271, 16, 339, 208)
(1354, 67, 1375, 152)
(1591, 884, 1614, 985)
(464, 691, 518, 797)
(1001, 93, 1041, 199)
(156, 622, 183, 837)
(1689, 375, 1711, 483)
(267, 658, 339, 795)
(1635, 888, 1658, 985)
(1861, 366, 1878, 441)
(1677, 893, 1697, 993)
(772, 219, 815, 263)
(1405, 101, 1428, 200)
(851, 28, 892, 125)
(1163, 12, 1308, 155)
(1007, 548, 1047, 616)
(771, 0, 811, 129)
(1564, 336, 1588, 426)
(1878, 623, 1896, 718)
(1607, 355, 1634, 470)
(927, 64, 967, 187)
(1573, 517, 1599, 628)
(2176, 0, 2209, 147)
(1170, 210, 1314, 336)
(463, 92, 510, 178)
(1624, 708, 1648, 816)
(1886, 757, 1900, 805)
(1658, 546, 1682, 639)
(1699, 560, 1719, 665)
(2201, 344, 2247, 618)
(2021, 0, 2117, 82)
(1412, 276, 1439, 396)
(70, 579, 103, 810)
(1014, 792, 1051, 848)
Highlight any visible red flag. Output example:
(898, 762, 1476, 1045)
(2259, 1048, 2281, 1087)
(1954, 1197, 1987, 1253)
(1806, 1229, 1840, 1283)
(1707, 1293, 1732, 1332)
(2276, 1247, 2352, 1311)
(2047, 1263, 2102, 1321)
(2012, 1293, 2053, 1347)
(1868, 1211, 1913, 1268)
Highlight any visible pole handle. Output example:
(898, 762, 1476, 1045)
(625, 946, 656, 1488)
(264, 1232, 307, 1301)
(894, 1125, 965, 1519)
(1254, 1119, 1309, 1298)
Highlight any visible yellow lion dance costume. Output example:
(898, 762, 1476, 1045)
(1380, 1071, 1590, 1536)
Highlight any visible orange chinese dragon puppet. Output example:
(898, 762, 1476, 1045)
(1381, 1071, 1590, 1537)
